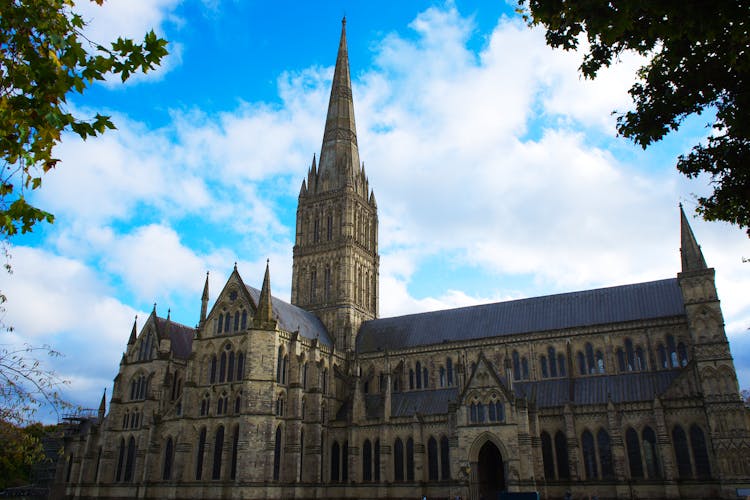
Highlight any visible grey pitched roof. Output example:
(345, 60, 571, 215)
(363, 388, 460, 419)
(246, 286, 333, 346)
(155, 317, 195, 360)
(514, 370, 681, 408)
(356, 278, 685, 352)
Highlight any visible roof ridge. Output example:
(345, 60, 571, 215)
(367, 277, 678, 323)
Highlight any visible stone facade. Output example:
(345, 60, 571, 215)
(60, 20, 750, 500)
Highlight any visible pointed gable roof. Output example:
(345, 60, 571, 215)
(317, 18, 361, 191)
(680, 204, 708, 272)
(155, 316, 194, 360)
(246, 285, 332, 346)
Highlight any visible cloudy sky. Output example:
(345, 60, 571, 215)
(2, 0, 749, 420)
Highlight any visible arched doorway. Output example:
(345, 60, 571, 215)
(477, 441, 504, 500)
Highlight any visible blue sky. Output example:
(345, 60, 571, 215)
(2, 0, 749, 420)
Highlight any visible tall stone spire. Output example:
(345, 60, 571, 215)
(317, 17, 360, 191)
(680, 204, 707, 272)
(292, 20, 379, 352)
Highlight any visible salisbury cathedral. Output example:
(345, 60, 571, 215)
(60, 20, 750, 500)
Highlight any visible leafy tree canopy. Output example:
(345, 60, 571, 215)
(0, 0, 168, 237)
(521, 0, 750, 235)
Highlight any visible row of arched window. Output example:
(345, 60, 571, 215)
(200, 391, 242, 417)
(468, 400, 505, 424)
(512, 351, 530, 381)
(524, 335, 691, 382)
(214, 309, 248, 335)
(115, 436, 137, 482)
(122, 409, 142, 430)
(328, 436, 450, 483)
(208, 344, 244, 384)
(279, 349, 329, 395)
(658, 334, 689, 369)
(193, 425, 240, 481)
(129, 374, 148, 401)
(137, 332, 153, 361)
(306, 210, 335, 245)
(409, 361, 429, 390)
(616, 339, 648, 372)
(541, 424, 710, 481)
(540, 346, 567, 379)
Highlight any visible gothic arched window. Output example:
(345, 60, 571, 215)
(196, 427, 206, 480)
(595, 350, 605, 373)
(331, 441, 340, 482)
(440, 435, 450, 480)
(678, 342, 689, 367)
(581, 430, 598, 479)
(673, 425, 692, 478)
(690, 425, 711, 478)
(625, 427, 643, 478)
(625, 338, 635, 370)
(577, 351, 586, 375)
(416, 362, 422, 389)
(236, 352, 244, 380)
(557, 353, 566, 376)
(362, 439, 372, 481)
(555, 431, 569, 479)
(658, 344, 668, 368)
(585, 343, 595, 374)
(219, 350, 227, 383)
(447, 357, 454, 385)
(116, 438, 125, 482)
(227, 350, 235, 382)
(212, 426, 224, 480)
(394, 438, 404, 481)
(642, 426, 660, 478)
(124, 436, 136, 482)
(512, 351, 521, 380)
(230, 425, 239, 480)
(635, 346, 646, 370)
(541, 431, 555, 479)
(548, 347, 557, 377)
(374, 439, 381, 481)
(540, 356, 549, 378)
(427, 436, 438, 480)
(667, 334, 678, 367)
(276, 346, 284, 383)
(273, 426, 282, 481)
(521, 357, 529, 379)
(597, 429, 614, 478)
(406, 437, 415, 481)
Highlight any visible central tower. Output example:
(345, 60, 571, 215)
(291, 19, 379, 351)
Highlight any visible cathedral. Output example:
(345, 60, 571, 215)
(60, 20, 750, 500)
